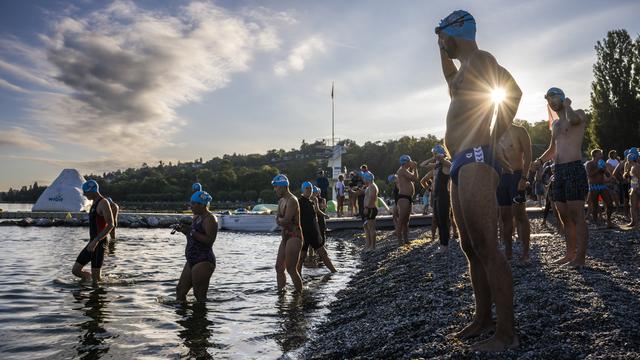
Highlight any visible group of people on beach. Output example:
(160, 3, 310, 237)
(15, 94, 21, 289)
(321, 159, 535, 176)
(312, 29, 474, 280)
(68, 8, 640, 353)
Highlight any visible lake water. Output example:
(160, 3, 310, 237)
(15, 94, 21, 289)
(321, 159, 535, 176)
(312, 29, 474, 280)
(0, 203, 33, 212)
(0, 226, 360, 359)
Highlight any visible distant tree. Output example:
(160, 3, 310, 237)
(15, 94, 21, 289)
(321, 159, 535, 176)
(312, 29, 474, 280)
(588, 29, 640, 153)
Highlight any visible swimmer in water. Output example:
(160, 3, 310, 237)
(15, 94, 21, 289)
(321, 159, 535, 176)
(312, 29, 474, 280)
(72, 180, 115, 284)
(175, 191, 218, 302)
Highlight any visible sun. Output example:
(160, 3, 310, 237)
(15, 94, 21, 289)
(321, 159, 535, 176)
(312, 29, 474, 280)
(491, 88, 506, 104)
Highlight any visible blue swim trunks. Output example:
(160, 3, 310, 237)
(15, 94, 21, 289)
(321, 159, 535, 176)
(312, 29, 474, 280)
(589, 183, 607, 192)
(450, 145, 501, 186)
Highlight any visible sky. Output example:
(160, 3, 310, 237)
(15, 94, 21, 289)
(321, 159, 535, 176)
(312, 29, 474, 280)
(1, 0, 639, 191)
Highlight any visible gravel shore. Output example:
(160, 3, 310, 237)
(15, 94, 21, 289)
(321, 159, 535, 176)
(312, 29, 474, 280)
(303, 214, 640, 359)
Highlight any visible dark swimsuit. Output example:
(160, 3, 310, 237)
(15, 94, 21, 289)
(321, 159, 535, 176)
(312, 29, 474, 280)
(552, 160, 589, 203)
(299, 196, 324, 251)
(450, 145, 501, 186)
(365, 207, 378, 220)
(185, 215, 216, 268)
(396, 194, 413, 204)
(75, 198, 108, 268)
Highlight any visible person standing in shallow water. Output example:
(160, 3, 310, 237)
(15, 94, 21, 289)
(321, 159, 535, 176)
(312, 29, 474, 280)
(72, 180, 115, 284)
(436, 9, 520, 351)
(535, 87, 589, 267)
(297, 182, 337, 275)
(106, 197, 119, 241)
(175, 191, 217, 302)
(272, 175, 304, 293)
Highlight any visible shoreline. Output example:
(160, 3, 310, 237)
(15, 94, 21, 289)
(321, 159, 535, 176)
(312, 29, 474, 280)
(303, 215, 640, 358)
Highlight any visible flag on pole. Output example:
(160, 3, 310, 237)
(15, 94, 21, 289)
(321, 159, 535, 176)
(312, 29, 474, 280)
(331, 81, 334, 99)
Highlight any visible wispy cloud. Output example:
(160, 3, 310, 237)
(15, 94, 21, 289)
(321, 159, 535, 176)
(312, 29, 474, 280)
(0, 154, 151, 174)
(274, 36, 327, 76)
(0, 127, 52, 150)
(1, 0, 287, 156)
(0, 78, 29, 93)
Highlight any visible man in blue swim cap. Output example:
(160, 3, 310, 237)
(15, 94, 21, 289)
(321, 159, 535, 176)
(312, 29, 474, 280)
(395, 155, 418, 245)
(271, 174, 303, 292)
(436, 9, 521, 351)
(536, 87, 589, 269)
(72, 180, 115, 284)
(585, 149, 614, 228)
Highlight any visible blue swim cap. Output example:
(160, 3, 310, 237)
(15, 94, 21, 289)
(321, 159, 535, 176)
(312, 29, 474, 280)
(190, 191, 212, 205)
(301, 181, 313, 192)
(432, 144, 446, 155)
(82, 180, 99, 193)
(437, 10, 476, 41)
(598, 159, 606, 169)
(313, 186, 321, 194)
(545, 87, 565, 101)
(628, 153, 639, 162)
(362, 171, 375, 183)
(387, 174, 396, 183)
(629, 147, 639, 156)
(192, 182, 202, 192)
(399, 155, 412, 165)
(271, 174, 290, 187)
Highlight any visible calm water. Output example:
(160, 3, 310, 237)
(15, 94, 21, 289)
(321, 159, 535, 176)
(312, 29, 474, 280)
(0, 203, 33, 212)
(0, 226, 360, 359)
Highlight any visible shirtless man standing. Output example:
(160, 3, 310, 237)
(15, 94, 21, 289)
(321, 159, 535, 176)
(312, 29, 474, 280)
(585, 149, 614, 228)
(362, 172, 379, 250)
(436, 10, 520, 351)
(535, 88, 589, 267)
(272, 174, 303, 293)
(396, 155, 418, 245)
(497, 123, 532, 262)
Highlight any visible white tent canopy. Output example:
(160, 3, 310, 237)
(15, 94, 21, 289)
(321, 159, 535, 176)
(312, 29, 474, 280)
(32, 169, 92, 212)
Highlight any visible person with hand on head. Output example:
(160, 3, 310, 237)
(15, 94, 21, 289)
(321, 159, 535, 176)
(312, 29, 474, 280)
(535, 87, 589, 268)
(436, 9, 521, 350)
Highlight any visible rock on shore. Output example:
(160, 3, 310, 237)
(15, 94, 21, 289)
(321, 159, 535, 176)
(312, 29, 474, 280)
(304, 215, 640, 359)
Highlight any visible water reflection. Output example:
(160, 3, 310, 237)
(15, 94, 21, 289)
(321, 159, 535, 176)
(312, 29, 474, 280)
(72, 287, 111, 360)
(176, 303, 220, 359)
(274, 290, 321, 353)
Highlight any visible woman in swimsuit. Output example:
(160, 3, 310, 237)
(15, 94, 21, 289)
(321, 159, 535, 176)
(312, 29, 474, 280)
(176, 191, 218, 302)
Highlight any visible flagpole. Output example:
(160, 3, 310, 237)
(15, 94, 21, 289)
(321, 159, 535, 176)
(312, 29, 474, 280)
(331, 81, 335, 147)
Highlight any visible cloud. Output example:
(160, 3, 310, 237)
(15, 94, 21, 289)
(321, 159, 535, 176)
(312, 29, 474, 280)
(0, 127, 52, 150)
(1, 0, 286, 156)
(274, 36, 326, 76)
(0, 154, 154, 174)
(0, 78, 29, 93)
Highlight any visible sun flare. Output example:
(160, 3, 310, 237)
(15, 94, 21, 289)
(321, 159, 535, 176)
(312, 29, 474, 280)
(491, 88, 506, 104)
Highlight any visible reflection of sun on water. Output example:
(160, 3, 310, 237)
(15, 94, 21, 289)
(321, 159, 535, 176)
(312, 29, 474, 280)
(491, 88, 506, 104)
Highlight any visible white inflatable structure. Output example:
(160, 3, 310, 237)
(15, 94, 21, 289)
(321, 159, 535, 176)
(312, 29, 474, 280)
(32, 169, 92, 212)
